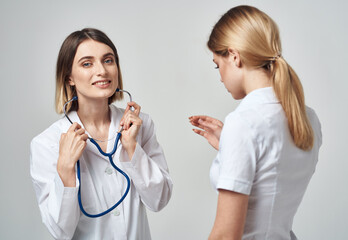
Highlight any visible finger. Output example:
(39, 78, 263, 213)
(68, 122, 81, 132)
(189, 120, 204, 129)
(192, 128, 205, 137)
(190, 115, 208, 121)
(81, 133, 89, 141)
(75, 128, 85, 135)
(127, 101, 141, 116)
(192, 129, 209, 140)
(189, 117, 201, 126)
(127, 114, 142, 126)
(120, 109, 129, 126)
(124, 117, 133, 130)
(120, 111, 134, 128)
(211, 118, 224, 127)
(190, 119, 212, 133)
(190, 115, 222, 127)
(198, 118, 220, 131)
(189, 115, 210, 125)
(189, 121, 209, 133)
(123, 114, 141, 130)
(59, 133, 66, 142)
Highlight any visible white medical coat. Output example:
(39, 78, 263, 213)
(30, 105, 173, 240)
(210, 87, 322, 240)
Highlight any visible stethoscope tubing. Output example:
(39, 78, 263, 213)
(63, 88, 132, 218)
(77, 132, 131, 218)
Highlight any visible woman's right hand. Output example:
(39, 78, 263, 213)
(57, 123, 88, 187)
(189, 115, 223, 150)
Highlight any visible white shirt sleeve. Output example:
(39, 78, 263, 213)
(30, 133, 80, 240)
(119, 114, 173, 212)
(216, 113, 258, 195)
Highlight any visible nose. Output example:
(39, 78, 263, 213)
(96, 61, 107, 76)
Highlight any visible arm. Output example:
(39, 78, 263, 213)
(30, 124, 87, 239)
(209, 113, 257, 239)
(209, 189, 249, 240)
(119, 103, 172, 211)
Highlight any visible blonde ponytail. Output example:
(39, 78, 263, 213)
(207, 5, 314, 150)
(271, 57, 314, 150)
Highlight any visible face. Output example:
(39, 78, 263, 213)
(69, 39, 118, 102)
(213, 52, 245, 100)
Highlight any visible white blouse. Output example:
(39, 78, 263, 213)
(210, 87, 322, 240)
(30, 104, 173, 240)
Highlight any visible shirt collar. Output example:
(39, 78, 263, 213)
(237, 87, 279, 110)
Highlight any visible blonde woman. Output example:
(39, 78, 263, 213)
(189, 6, 322, 240)
(30, 28, 172, 239)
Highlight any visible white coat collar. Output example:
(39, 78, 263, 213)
(65, 105, 122, 153)
(237, 87, 279, 110)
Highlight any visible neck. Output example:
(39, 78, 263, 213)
(77, 97, 110, 129)
(243, 67, 272, 95)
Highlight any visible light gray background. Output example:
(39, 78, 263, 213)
(0, 0, 347, 239)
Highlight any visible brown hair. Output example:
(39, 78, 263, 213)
(55, 28, 123, 114)
(208, 5, 314, 150)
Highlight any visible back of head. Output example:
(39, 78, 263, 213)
(208, 5, 314, 151)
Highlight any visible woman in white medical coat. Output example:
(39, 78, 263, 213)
(189, 6, 322, 240)
(30, 28, 172, 240)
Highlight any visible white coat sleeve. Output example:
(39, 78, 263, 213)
(30, 133, 80, 240)
(119, 114, 173, 212)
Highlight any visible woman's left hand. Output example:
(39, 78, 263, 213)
(119, 101, 142, 159)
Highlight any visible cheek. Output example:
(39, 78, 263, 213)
(219, 66, 232, 82)
(71, 67, 90, 82)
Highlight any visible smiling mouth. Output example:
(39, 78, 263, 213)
(92, 80, 111, 86)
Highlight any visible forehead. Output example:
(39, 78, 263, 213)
(74, 39, 114, 60)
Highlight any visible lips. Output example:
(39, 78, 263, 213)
(92, 80, 111, 86)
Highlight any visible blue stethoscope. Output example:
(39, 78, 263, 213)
(63, 88, 132, 218)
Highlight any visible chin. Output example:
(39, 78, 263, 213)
(231, 92, 246, 100)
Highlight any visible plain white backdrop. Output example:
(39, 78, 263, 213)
(0, 0, 347, 239)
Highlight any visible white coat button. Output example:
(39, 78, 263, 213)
(112, 209, 120, 216)
(105, 167, 113, 175)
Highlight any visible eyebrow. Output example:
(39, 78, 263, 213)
(78, 52, 115, 63)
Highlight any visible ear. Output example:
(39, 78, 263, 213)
(228, 48, 241, 68)
(68, 76, 75, 86)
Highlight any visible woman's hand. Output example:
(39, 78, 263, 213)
(189, 115, 223, 150)
(57, 122, 88, 187)
(119, 101, 143, 159)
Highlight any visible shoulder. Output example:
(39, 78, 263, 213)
(306, 106, 322, 145)
(31, 117, 69, 149)
(225, 106, 268, 134)
(222, 111, 257, 145)
(223, 104, 284, 149)
(306, 106, 321, 127)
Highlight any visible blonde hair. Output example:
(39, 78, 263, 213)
(55, 28, 123, 114)
(208, 5, 314, 150)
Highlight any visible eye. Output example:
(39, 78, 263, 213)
(82, 62, 92, 67)
(104, 58, 114, 64)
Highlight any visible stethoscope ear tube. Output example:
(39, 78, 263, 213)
(116, 88, 132, 103)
